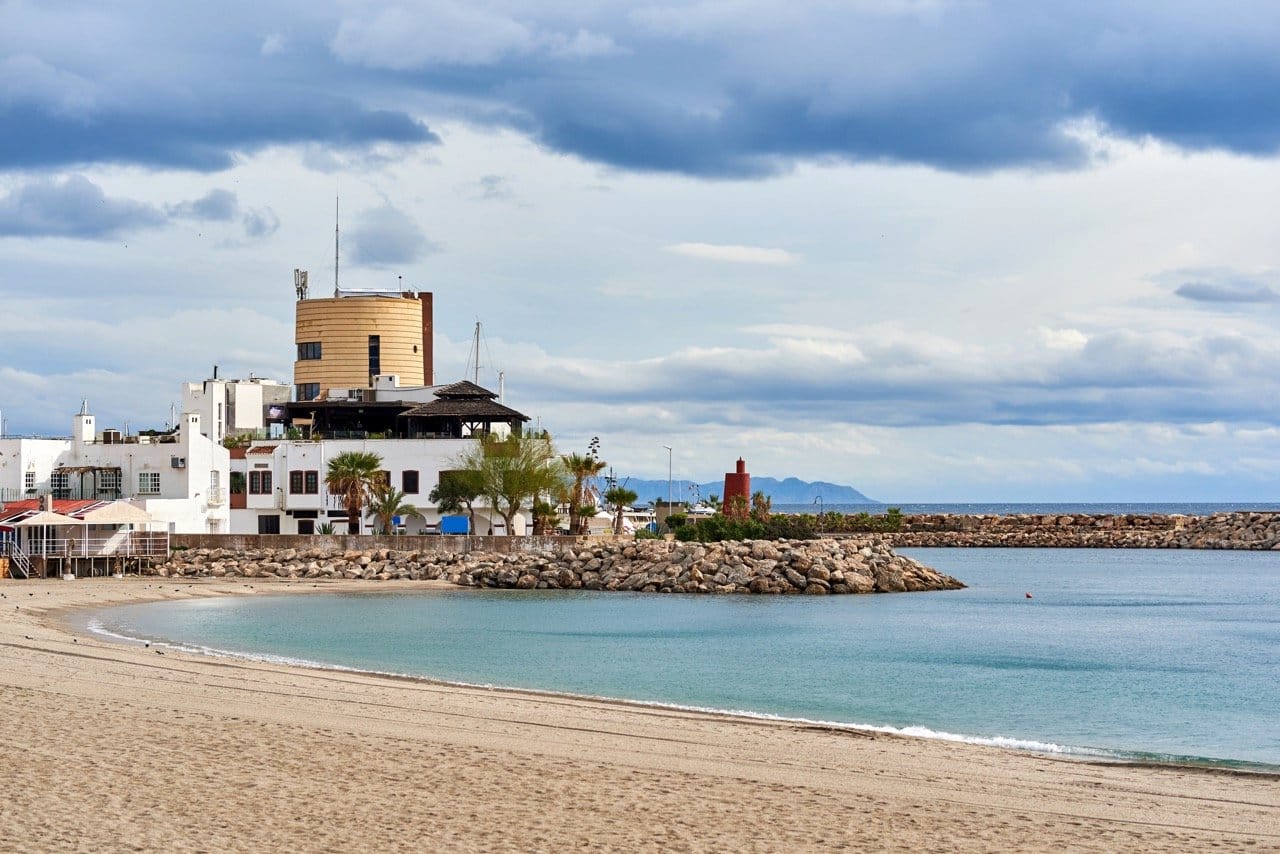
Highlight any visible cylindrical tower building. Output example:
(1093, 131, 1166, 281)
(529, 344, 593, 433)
(293, 292, 433, 400)
(723, 458, 751, 518)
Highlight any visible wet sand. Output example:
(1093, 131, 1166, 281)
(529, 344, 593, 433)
(1, 577, 1277, 852)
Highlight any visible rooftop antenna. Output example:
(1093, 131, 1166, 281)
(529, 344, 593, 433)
(471, 321, 482, 384)
(498, 370, 505, 403)
(333, 194, 340, 297)
(294, 268, 308, 300)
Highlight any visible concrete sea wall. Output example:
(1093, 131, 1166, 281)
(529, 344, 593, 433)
(157, 537, 965, 595)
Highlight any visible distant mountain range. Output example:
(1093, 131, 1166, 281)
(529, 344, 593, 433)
(616, 477, 875, 506)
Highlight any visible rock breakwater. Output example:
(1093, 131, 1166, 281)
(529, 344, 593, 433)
(883, 511, 1280, 549)
(156, 538, 964, 594)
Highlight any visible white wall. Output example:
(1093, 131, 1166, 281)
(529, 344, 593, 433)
(227, 437, 527, 535)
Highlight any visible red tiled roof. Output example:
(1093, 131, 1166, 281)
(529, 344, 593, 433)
(0, 499, 107, 525)
(246, 445, 279, 455)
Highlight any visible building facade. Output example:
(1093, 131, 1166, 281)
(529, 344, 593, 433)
(293, 291, 433, 402)
(182, 371, 291, 443)
(0, 403, 230, 534)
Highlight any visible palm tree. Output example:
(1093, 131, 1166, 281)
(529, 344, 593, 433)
(325, 451, 383, 534)
(562, 451, 607, 534)
(367, 483, 417, 535)
(751, 490, 772, 521)
(603, 485, 638, 534)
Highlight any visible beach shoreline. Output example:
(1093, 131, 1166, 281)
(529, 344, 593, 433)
(3, 577, 1278, 851)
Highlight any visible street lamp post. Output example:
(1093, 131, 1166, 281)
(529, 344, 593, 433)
(815, 495, 823, 534)
(663, 445, 673, 514)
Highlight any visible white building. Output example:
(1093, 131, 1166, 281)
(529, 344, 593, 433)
(182, 370, 291, 444)
(229, 436, 523, 535)
(0, 402, 230, 534)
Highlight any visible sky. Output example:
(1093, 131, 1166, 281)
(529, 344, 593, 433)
(4, 0, 1280, 502)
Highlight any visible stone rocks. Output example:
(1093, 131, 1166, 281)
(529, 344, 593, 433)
(884, 511, 1280, 550)
(154, 538, 965, 595)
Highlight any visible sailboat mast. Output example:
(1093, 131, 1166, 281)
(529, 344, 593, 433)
(333, 195, 340, 297)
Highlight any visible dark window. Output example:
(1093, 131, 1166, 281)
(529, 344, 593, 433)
(376, 470, 391, 489)
(249, 470, 273, 495)
(297, 519, 315, 535)
(297, 342, 322, 360)
(402, 470, 419, 494)
(290, 470, 320, 494)
(368, 335, 381, 378)
(258, 515, 281, 534)
(296, 383, 320, 401)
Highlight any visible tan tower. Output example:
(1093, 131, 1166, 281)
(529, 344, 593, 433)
(293, 289, 433, 401)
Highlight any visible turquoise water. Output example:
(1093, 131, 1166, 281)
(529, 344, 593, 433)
(85, 548, 1280, 769)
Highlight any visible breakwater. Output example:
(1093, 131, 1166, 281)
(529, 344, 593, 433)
(156, 538, 964, 595)
(880, 511, 1280, 549)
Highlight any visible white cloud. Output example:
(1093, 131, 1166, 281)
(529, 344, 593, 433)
(664, 242, 798, 265)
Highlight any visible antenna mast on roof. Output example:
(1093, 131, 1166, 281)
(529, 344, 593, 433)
(472, 321, 482, 384)
(334, 194, 340, 297)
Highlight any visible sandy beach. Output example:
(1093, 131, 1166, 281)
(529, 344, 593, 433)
(1, 578, 1276, 852)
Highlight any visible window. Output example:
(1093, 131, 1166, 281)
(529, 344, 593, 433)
(249, 470, 273, 495)
(99, 469, 121, 494)
(297, 342, 322, 361)
(297, 519, 315, 535)
(368, 335, 381, 378)
(402, 470, 419, 494)
(289, 470, 319, 494)
(296, 383, 320, 402)
(50, 470, 70, 498)
(376, 470, 391, 489)
(24, 472, 35, 493)
(139, 472, 161, 494)
(258, 515, 280, 534)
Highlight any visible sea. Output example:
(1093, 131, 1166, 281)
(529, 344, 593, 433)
(83, 546, 1280, 771)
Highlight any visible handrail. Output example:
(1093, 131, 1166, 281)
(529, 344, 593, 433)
(1, 540, 32, 578)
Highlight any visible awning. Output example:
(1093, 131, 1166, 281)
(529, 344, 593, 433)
(14, 511, 85, 527)
(81, 502, 153, 524)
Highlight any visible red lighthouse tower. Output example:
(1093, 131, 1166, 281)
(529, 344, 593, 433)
(723, 458, 751, 518)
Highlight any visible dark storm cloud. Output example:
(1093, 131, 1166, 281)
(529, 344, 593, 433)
(1175, 282, 1280, 304)
(0, 175, 164, 238)
(0, 176, 258, 240)
(7, 2, 1280, 177)
(167, 190, 238, 221)
(510, 327, 1280, 430)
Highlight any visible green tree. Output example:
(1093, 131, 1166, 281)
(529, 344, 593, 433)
(429, 469, 485, 533)
(603, 485, 638, 534)
(325, 450, 383, 534)
(459, 430, 563, 534)
(367, 483, 417, 535)
(562, 451, 607, 534)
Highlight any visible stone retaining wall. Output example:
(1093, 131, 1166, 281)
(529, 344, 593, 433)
(881, 512, 1280, 549)
(156, 538, 964, 595)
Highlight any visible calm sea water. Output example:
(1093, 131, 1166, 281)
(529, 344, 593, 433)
(85, 548, 1280, 769)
